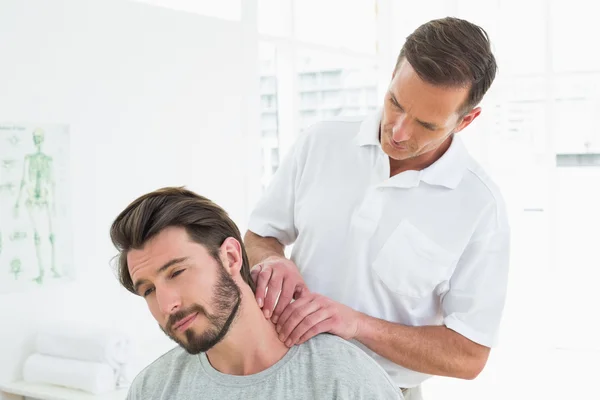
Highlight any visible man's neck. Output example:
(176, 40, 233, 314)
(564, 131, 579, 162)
(204, 288, 289, 376)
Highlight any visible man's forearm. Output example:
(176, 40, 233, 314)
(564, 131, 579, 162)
(355, 313, 490, 380)
(243, 230, 286, 267)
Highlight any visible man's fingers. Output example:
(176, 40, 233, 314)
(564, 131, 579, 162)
(293, 285, 308, 300)
(262, 269, 283, 319)
(277, 298, 321, 342)
(296, 318, 334, 345)
(271, 278, 299, 323)
(276, 295, 312, 334)
(253, 265, 272, 308)
(285, 309, 331, 346)
(250, 264, 261, 284)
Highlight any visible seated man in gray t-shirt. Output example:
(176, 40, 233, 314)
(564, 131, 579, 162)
(110, 187, 402, 400)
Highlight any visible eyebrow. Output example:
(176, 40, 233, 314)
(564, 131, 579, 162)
(133, 257, 188, 295)
(388, 91, 440, 130)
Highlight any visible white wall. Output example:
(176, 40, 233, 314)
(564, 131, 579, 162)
(0, 0, 258, 397)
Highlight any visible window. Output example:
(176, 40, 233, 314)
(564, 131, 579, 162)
(257, 0, 379, 187)
(296, 50, 379, 130)
(258, 42, 280, 189)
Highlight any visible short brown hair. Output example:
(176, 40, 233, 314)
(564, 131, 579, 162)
(395, 17, 497, 114)
(110, 187, 255, 294)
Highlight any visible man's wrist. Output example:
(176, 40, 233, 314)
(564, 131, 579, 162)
(354, 311, 375, 343)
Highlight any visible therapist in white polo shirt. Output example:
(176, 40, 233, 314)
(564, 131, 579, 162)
(244, 17, 509, 399)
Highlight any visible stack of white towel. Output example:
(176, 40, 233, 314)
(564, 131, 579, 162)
(23, 323, 132, 395)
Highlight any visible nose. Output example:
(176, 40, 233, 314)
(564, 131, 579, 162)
(391, 115, 412, 143)
(156, 285, 181, 316)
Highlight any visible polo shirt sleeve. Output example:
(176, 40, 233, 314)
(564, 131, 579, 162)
(247, 134, 306, 246)
(442, 206, 511, 348)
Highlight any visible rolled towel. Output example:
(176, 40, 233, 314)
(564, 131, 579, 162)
(35, 324, 131, 371)
(23, 353, 117, 394)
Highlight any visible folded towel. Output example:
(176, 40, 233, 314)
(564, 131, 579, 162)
(34, 324, 131, 371)
(23, 353, 117, 394)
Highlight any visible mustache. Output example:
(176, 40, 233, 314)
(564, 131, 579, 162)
(166, 304, 206, 333)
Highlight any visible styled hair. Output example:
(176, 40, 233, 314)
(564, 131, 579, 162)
(110, 187, 255, 294)
(395, 17, 497, 114)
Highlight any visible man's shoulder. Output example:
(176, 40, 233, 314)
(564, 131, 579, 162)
(301, 334, 393, 378)
(290, 115, 370, 164)
(463, 164, 499, 197)
(128, 346, 191, 395)
(300, 115, 366, 143)
(299, 334, 401, 397)
(303, 332, 362, 352)
(460, 157, 509, 229)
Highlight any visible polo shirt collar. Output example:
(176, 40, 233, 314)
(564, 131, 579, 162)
(356, 108, 469, 189)
(354, 108, 382, 147)
(420, 135, 469, 189)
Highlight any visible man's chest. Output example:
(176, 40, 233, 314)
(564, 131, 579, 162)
(295, 164, 478, 252)
(293, 165, 487, 298)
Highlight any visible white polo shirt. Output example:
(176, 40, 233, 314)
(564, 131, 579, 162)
(248, 109, 510, 388)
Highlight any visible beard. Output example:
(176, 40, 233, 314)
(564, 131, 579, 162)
(160, 262, 241, 354)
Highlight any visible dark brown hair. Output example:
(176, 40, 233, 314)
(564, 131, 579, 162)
(110, 187, 255, 294)
(395, 17, 497, 114)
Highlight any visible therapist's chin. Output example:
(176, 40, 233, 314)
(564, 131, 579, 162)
(382, 141, 414, 160)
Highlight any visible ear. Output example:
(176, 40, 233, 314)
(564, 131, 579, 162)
(219, 237, 243, 277)
(454, 107, 481, 134)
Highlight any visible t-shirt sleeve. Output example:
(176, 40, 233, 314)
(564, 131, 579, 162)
(339, 363, 403, 400)
(355, 358, 404, 399)
(125, 365, 152, 400)
(125, 379, 141, 400)
(247, 134, 307, 246)
(325, 338, 403, 399)
(353, 381, 404, 400)
(442, 203, 511, 348)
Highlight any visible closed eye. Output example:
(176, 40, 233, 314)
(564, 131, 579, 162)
(420, 122, 436, 131)
(390, 96, 403, 111)
(171, 269, 185, 279)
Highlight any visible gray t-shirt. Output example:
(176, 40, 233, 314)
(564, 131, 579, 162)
(127, 333, 403, 399)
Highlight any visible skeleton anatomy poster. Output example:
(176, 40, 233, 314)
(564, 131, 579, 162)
(0, 123, 72, 293)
